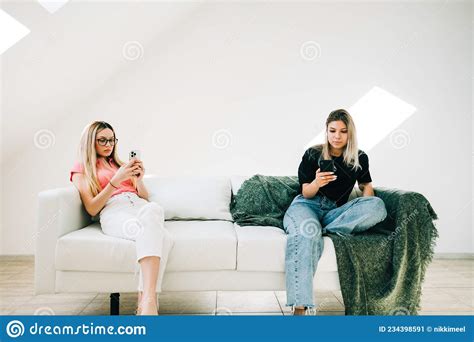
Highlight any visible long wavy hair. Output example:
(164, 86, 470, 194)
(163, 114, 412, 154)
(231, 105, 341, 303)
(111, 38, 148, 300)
(312, 109, 361, 171)
(76, 121, 135, 196)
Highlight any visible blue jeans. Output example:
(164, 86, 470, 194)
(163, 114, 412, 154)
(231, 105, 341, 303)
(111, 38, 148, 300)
(283, 193, 387, 308)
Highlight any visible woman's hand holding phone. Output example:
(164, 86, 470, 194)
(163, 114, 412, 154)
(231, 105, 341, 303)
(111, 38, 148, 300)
(133, 159, 145, 181)
(314, 168, 337, 188)
(111, 159, 142, 185)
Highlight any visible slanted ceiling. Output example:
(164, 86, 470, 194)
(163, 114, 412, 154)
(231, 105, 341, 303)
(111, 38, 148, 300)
(1, 1, 200, 162)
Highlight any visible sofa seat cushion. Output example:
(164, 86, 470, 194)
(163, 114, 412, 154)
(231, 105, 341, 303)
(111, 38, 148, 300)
(55, 221, 237, 273)
(164, 220, 237, 271)
(235, 223, 338, 272)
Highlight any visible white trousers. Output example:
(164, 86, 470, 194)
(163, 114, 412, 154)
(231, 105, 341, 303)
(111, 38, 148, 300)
(99, 192, 174, 293)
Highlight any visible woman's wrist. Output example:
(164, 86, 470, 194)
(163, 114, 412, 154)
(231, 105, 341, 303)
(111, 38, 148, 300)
(312, 179, 320, 190)
(310, 180, 320, 196)
(109, 180, 119, 189)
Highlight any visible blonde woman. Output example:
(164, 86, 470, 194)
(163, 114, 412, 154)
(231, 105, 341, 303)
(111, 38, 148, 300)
(283, 109, 387, 315)
(69, 121, 173, 315)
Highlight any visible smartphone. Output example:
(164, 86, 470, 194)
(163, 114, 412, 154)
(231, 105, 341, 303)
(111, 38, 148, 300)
(129, 150, 141, 161)
(129, 150, 141, 177)
(319, 159, 336, 173)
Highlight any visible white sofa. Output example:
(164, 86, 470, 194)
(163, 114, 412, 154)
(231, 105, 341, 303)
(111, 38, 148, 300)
(35, 175, 359, 314)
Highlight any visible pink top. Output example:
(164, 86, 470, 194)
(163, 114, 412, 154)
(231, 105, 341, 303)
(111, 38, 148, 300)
(69, 157, 138, 197)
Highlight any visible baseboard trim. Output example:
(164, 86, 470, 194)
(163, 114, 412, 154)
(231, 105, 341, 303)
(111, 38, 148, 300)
(0, 255, 34, 261)
(1, 253, 473, 260)
(434, 253, 474, 259)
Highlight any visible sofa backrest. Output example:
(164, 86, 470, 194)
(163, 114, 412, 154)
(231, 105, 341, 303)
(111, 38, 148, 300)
(143, 175, 232, 221)
(141, 175, 362, 221)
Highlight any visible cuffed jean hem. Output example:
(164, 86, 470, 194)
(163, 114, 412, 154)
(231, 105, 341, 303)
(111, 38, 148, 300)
(286, 303, 316, 309)
(287, 304, 318, 315)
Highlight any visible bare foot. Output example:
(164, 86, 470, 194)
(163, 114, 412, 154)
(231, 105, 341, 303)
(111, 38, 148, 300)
(139, 294, 158, 315)
(136, 291, 143, 315)
(293, 306, 306, 316)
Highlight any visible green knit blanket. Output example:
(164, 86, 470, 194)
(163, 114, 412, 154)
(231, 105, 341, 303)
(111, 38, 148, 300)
(230, 175, 439, 315)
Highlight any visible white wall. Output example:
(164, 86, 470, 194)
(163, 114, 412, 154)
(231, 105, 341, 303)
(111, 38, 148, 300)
(1, 1, 472, 255)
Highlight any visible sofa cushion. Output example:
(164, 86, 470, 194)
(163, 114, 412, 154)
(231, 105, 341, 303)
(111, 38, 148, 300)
(143, 175, 232, 221)
(164, 220, 237, 271)
(55, 221, 237, 273)
(234, 223, 338, 272)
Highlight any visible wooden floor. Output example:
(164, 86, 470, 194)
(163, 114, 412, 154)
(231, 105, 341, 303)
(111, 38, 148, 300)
(0, 256, 472, 315)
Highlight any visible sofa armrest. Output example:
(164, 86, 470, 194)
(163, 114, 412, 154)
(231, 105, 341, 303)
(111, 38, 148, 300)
(35, 186, 91, 294)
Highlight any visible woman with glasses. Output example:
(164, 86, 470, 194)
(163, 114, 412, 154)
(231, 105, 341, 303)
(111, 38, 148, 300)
(69, 121, 173, 315)
(283, 109, 387, 315)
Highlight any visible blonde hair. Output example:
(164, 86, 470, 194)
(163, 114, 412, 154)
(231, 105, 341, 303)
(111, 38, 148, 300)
(76, 121, 135, 196)
(312, 109, 361, 171)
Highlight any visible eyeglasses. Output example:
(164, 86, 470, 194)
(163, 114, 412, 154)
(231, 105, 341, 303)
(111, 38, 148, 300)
(96, 138, 118, 146)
